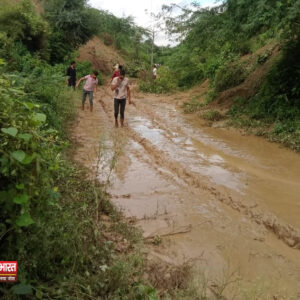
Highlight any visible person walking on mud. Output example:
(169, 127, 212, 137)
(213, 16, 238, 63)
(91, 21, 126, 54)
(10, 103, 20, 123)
(66, 61, 76, 89)
(111, 69, 131, 127)
(76, 71, 99, 112)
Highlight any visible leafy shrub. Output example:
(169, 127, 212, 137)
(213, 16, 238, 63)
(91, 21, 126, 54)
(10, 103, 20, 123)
(227, 96, 247, 116)
(248, 39, 300, 121)
(139, 66, 178, 94)
(155, 66, 178, 93)
(0, 0, 50, 59)
(204, 89, 219, 104)
(0, 56, 155, 298)
(127, 60, 148, 78)
(236, 40, 252, 56)
(202, 110, 223, 121)
(214, 63, 246, 92)
(0, 60, 75, 241)
(0, 1, 157, 297)
(178, 68, 204, 88)
(225, 39, 300, 151)
(139, 78, 156, 93)
(273, 121, 297, 135)
(44, 0, 98, 63)
(182, 98, 204, 113)
(202, 57, 224, 80)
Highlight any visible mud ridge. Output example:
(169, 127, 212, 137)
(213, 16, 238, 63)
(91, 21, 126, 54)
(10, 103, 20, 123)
(129, 127, 300, 250)
(99, 93, 300, 250)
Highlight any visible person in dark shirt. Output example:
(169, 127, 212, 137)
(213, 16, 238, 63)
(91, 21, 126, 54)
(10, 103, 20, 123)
(66, 61, 76, 89)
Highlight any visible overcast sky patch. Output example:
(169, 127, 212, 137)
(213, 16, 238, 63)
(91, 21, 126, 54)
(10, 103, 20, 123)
(88, 0, 219, 46)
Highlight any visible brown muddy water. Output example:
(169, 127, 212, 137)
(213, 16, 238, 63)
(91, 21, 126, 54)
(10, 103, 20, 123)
(72, 87, 300, 299)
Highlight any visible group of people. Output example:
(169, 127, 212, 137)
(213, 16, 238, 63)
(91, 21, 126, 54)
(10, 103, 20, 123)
(66, 62, 131, 127)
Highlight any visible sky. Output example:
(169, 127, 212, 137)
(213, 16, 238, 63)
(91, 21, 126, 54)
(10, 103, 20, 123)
(88, 0, 219, 46)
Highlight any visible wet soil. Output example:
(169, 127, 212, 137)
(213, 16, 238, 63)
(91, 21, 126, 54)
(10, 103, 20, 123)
(71, 85, 300, 299)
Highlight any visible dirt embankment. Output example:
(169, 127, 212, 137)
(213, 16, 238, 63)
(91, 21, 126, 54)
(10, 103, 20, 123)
(180, 42, 280, 113)
(215, 43, 280, 109)
(78, 36, 125, 75)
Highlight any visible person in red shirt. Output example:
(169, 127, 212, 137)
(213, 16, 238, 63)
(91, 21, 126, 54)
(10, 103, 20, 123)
(110, 64, 123, 83)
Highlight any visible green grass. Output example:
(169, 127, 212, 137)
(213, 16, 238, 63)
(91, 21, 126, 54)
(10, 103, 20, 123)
(182, 97, 204, 113)
(227, 115, 300, 151)
(202, 110, 224, 121)
(0, 53, 158, 299)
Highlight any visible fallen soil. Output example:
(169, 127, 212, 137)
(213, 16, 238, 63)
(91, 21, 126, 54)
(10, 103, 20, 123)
(78, 36, 125, 75)
(215, 43, 279, 109)
(71, 84, 300, 299)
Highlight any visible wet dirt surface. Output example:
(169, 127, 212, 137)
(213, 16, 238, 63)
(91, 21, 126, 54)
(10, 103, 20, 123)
(72, 86, 300, 298)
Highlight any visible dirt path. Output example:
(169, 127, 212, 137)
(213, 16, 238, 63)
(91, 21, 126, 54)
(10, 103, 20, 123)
(71, 85, 300, 299)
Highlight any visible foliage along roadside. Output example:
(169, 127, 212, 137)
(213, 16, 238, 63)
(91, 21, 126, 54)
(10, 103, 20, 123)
(0, 0, 153, 77)
(0, 48, 160, 300)
(139, 66, 178, 94)
(0, 1, 158, 298)
(227, 38, 300, 151)
(156, 0, 300, 151)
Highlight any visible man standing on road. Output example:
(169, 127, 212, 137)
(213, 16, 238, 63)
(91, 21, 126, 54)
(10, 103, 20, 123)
(66, 61, 77, 89)
(76, 71, 99, 112)
(111, 69, 131, 127)
(152, 65, 157, 79)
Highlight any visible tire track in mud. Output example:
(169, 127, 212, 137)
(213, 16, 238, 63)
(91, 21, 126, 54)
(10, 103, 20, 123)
(99, 90, 300, 250)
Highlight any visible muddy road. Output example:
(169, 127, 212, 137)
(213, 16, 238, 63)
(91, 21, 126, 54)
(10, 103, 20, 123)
(72, 85, 300, 298)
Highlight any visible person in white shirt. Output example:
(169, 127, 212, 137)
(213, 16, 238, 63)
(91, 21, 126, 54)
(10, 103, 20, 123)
(111, 69, 132, 127)
(76, 71, 99, 112)
(153, 65, 157, 79)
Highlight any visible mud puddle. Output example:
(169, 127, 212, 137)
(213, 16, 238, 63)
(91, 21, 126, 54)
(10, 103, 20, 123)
(72, 87, 300, 298)
(135, 99, 300, 229)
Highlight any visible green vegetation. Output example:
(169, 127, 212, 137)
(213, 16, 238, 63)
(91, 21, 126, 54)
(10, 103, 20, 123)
(182, 97, 205, 114)
(214, 63, 246, 92)
(202, 110, 224, 122)
(227, 39, 300, 151)
(1, 0, 299, 296)
(157, 0, 300, 150)
(0, 0, 158, 298)
(78, 8, 153, 76)
(139, 66, 178, 94)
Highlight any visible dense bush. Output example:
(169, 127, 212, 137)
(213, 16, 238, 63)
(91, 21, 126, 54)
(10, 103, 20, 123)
(44, 0, 99, 63)
(214, 63, 246, 92)
(231, 40, 300, 122)
(0, 52, 154, 299)
(139, 66, 178, 94)
(0, 58, 74, 290)
(227, 39, 300, 150)
(0, 0, 49, 45)
(157, 0, 300, 149)
(202, 110, 224, 121)
(0, 1, 50, 61)
(126, 59, 148, 78)
(159, 0, 299, 89)
(0, 1, 159, 298)
(177, 67, 204, 88)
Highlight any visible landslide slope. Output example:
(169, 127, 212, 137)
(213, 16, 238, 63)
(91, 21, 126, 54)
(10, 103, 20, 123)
(78, 36, 126, 75)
